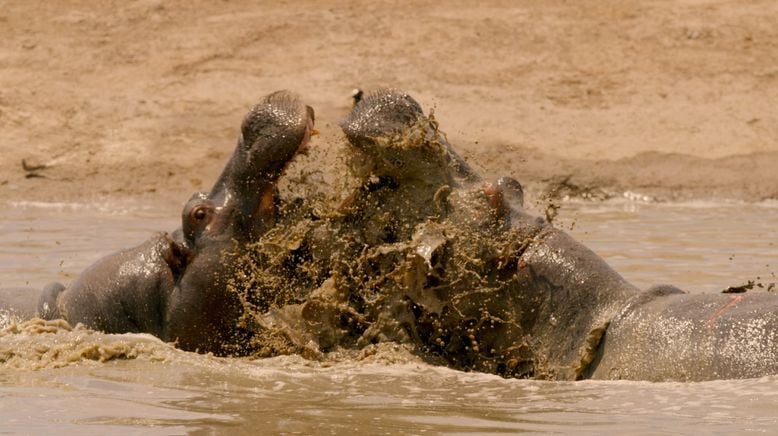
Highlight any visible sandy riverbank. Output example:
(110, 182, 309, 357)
(2, 0, 777, 207)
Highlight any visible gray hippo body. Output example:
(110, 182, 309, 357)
(589, 288, 778, 381)
(41, 233, 183, 336)
(3, 89, 777, 381)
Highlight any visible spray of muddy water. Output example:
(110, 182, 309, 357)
(216, 113, 563, 379)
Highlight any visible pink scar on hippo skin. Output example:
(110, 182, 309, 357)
(706, 295, 745, 330)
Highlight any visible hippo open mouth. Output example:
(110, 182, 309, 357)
(206, 91, 315, 238)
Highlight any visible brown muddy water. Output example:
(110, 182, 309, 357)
(1, 199, 777, 434)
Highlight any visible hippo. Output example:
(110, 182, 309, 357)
(3, 89, 778, 382)
(29, 91, 314, 355)
(233, 89, 778, 382)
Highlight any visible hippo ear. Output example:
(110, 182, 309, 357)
(161, 236, 189, 280)
(37, 282, 66, 320)
(339, 89, 425, 147)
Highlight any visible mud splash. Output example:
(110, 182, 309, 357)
(214, 109, 576, 379)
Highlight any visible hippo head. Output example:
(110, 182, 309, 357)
(164, 91, 315, 355)
(340, 89, 470, 185)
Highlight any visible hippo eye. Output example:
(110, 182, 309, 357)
(193, 207, 207, 221)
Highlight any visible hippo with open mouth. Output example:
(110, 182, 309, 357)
(3, 89, 777, 381)
(33, 91, 314, 355)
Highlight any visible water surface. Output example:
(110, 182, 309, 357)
(1, 199, 777, 434)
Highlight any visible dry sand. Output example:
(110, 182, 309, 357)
(2, 0, 778, 207)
